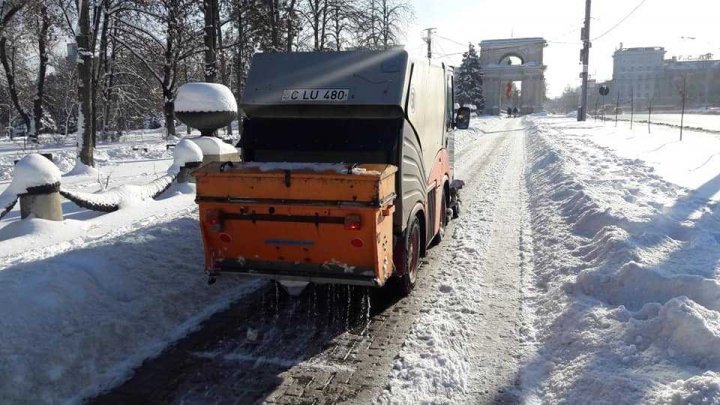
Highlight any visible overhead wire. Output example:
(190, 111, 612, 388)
(592, 0, 649, 41)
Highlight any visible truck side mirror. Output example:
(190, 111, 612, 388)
(455, 107, 471, 129)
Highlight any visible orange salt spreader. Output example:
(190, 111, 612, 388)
(194, 162, 397, 287)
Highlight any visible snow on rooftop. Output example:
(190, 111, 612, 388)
(175, 83, 237, 113)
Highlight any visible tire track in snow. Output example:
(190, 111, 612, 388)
(378, 119, 531, 403)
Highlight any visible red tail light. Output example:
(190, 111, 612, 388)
(206, 209, 224, 232)
(344, 214, 362, 230)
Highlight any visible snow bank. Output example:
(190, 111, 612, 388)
(521, 116, 720, 403)
(60, 177, 176, 211)
(175, 83, 237, 113)
(629, 297, 720, 368)
(58, 143, 195, 212)
(0, 154, 61, 218)
(0, 212, 259, 403)
(646, 371, 720, 404)
(189, 136, 238, 155)
(172, 139, 203, 168)
(63, 159, 99, 177)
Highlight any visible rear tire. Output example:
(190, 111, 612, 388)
(433, 190, 450, 244)
(452, 198, 461, 219)
(396, 216, 422, 296)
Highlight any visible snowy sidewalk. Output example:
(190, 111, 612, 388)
(0, 209, 257, 403)
(519, 116, 720, 403)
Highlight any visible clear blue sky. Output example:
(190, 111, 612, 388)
(402, 0, 720, 97)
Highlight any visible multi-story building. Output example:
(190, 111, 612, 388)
(655, 57, 720, 107)
(612, 47, 665, 102)
(609, 46, 720, 108)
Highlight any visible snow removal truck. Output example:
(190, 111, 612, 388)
(188, 49, 470, 295)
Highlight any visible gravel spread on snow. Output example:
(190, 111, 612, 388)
(175, 83, 237, 113)
(0, 154, 62, 217)
(189, 136, 238, 155)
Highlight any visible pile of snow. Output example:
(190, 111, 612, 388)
(0, 154, 61, 217)
(63, 159, 99, 178)
(7, 153, 61, 191)
(175, 83, 237, 113)
(171, 139, 203, 171)
(189, 136, 238, 155)
(520, 116, 720, 403)
(61, 178, 176, 211)
(646, 371, 720, 403)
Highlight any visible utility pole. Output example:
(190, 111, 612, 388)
(578, 0, 592, 121)
(630, 89, 634, 130)
(423, 28, 436, 61)
(679, 75, 687, 141)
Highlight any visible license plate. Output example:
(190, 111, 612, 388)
(281, 88, 350, 103)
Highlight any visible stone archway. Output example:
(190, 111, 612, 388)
(479, 38, 547, 115)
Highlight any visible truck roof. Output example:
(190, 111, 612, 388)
(241, 49, 410, 118)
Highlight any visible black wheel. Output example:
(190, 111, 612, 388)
(396, 216, 422, 296)
(433, 190, 450, 244)
(452, 198, 461, 219)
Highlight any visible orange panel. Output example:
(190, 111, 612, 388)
(195, 163, 397, 286)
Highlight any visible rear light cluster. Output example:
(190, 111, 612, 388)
(344, 214, 362, 230)
(206, 209, 224, 232)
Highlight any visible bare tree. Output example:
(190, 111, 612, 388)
(354, 0, 410, 49)
(110, 0, 204, 137)
(0, 1, 29, 138)
(302, 0, 330, 51)
(31, 2, 52, 140)
(76, 0, 94, 165)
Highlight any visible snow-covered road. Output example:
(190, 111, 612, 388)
(93, 118, 534, 404)
(6, 114, 719, 403)
(381, 118, 531, 403)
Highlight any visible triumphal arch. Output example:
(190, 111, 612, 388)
(479, 37, 546, 115)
